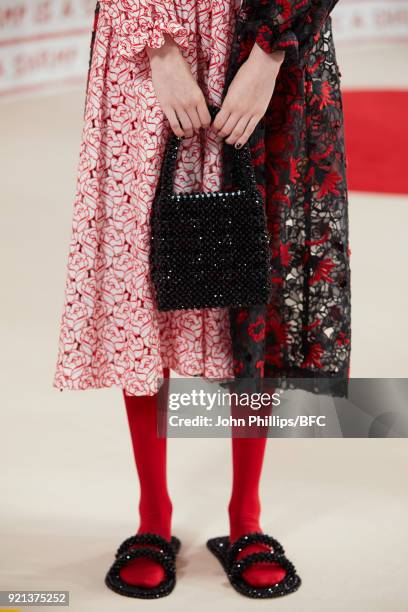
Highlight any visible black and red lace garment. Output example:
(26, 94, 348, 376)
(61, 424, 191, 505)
(224, 0, 351, 397)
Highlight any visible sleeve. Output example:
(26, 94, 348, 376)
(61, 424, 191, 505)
(241, 0, 339, 67)
(100, 0, 189, 61)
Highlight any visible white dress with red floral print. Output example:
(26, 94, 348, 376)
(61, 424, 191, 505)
(53, 0, 240, 396)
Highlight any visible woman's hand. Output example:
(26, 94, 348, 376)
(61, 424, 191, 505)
(212, 45, 285, 147)
(147, 35, 211, 138)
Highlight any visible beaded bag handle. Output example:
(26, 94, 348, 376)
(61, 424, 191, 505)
(158, 105, 257, 197)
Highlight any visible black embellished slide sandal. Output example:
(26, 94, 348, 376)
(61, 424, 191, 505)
(105, 533, 181, 599)
(206, 532, 301, 599)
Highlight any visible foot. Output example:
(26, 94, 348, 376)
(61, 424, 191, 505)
(119, 524, 172, 588)
(230, 526, 287, 588)
(119, 542, 166, 588)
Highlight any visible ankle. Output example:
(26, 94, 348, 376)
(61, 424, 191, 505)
(138, 497, 173, 540)
(228, 499, 262, 542)
(230, 521, 262, 543)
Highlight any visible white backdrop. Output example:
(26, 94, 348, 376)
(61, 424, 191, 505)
(0, 0, 95, 97)
(0, 0, 407, 98)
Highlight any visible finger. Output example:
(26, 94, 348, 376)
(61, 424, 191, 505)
(176, 107, 194, 138)
(212, 106, 231, 133)
(187, 106, 203, 131)
(217, 113, 241, 139)
(225, 115, 251, 146)
(165, 107, 184, 138)
(235, 115, 259, 147)
(196, 100, 211, 128)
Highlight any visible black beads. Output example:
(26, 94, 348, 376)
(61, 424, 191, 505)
(105, 532, 181, 599)
(150, 106, 272, 312)
(207, 532, 302, 599)
(227, 532, 285, 564)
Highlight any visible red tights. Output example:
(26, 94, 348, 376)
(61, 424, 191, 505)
(120, 369, 286, 589)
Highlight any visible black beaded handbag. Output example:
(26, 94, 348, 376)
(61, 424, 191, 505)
(150, 108, 272, 311)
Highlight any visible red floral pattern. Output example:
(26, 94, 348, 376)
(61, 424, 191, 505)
(54, 0, 240, 396)
(225, 0, 351, 397)
(101, 0, 190, 60)
(54, 0, 351, 398)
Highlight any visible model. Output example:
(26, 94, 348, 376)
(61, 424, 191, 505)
(54, 0, 351, 599)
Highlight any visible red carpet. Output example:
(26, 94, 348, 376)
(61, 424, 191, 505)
(342, 90, 408, 195)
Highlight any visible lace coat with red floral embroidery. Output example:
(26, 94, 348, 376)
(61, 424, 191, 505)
(225, 0, 351, 397)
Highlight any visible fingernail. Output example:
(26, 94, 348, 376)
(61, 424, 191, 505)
(235, 142, 242, 149)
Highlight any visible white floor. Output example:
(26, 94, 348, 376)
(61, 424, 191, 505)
(1, 42, 408, 612)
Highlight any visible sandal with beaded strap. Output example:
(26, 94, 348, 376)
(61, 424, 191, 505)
(105, 533, 181, 599)
(206, 531, 301, 599)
